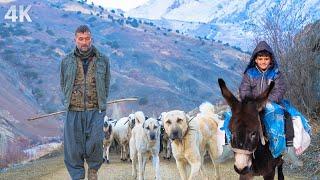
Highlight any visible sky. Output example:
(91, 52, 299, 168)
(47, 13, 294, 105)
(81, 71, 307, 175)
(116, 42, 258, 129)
(87, 0, 149, 11)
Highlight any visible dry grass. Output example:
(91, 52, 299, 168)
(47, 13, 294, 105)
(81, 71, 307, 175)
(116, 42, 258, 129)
(0, 152, 309, 180)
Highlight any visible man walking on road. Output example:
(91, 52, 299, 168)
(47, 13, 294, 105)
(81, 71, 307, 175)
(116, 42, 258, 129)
(60, 25, 111, 180)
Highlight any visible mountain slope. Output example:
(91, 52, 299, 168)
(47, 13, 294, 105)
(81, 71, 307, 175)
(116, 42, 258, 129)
(0, 0, 247, 166)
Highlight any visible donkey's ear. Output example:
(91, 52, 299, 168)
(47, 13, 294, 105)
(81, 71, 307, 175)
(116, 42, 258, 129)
(256, 81, 275, 111)
(218, 79, 239, 108)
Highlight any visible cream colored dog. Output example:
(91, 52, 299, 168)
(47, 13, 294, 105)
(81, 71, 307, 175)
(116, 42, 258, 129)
(162, 102, 220, 180)
(130, 112, 161, 180)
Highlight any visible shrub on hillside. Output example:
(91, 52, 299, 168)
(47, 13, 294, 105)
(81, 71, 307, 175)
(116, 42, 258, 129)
(126, 18, 139, 28)
(108, 15, 113, 20)
(12, 27, 28, 36)
(88, 16, 97, 22)
(117, 19, 124, 26)
(32, 87, 43, 99)
(0, 137, 29, 168)
(34, 22, 43, 31)
(46, 29, 55, 36)
(56, 38, 67, 45)
(0, 40, 5, 48)
(98, 5, 104, 10)
(106, 41, 120, 49)
(61, 14, 68, 18)
(24, 71, 38, 79)
(0, 28, 10, 37)
(183, 78, 198, 95)
(110, 83, 118, 91)
(139, 97, 148, 106)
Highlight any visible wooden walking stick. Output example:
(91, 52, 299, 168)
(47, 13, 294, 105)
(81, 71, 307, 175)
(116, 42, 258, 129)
(27, 97, 139, 121)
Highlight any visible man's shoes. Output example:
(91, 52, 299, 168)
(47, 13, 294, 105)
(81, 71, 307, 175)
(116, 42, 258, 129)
(286, 147, 303, 167)
(216, 144, 234, 163)
(88, 169, 98, 180)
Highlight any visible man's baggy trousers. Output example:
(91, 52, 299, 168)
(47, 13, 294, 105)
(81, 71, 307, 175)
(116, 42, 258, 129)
(64, 110, 104, 180)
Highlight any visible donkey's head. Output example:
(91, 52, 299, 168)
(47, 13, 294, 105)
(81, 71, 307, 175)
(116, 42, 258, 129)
(218, 78, 274, 174)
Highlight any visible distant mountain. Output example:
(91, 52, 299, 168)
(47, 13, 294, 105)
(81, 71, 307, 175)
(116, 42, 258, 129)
(0, 0, 247, 164)
(127, 0, 320, 51)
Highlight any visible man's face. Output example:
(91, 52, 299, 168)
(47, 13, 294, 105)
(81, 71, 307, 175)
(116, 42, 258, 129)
(75, 31, 92, 52)
(255, 55, 271, 71)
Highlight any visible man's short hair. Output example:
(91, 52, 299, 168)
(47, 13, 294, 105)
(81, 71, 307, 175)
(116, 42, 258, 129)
(75, 25, 91, 35)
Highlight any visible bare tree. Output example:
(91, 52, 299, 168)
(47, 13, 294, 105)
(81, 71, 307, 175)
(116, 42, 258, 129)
(254, 0, 319, 119)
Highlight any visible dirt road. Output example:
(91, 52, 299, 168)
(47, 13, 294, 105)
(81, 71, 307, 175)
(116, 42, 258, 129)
(0, 152, 307, 180)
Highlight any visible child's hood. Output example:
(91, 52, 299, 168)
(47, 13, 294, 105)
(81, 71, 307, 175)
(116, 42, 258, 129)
(245, 41, 279, 73)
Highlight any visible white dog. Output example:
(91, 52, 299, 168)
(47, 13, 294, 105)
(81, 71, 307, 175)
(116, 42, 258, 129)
(162, 102, 220, 180)
(130, 111, 161, 180)
(113, 116, 131, 161)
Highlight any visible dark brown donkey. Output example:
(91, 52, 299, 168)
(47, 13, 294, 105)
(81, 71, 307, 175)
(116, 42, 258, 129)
(218, 78, 284, 180)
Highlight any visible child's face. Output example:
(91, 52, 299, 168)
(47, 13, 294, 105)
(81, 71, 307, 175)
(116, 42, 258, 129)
(255, 55, 271, 71)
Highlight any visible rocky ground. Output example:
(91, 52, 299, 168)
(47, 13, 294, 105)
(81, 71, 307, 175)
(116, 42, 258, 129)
(0, 149, 317, 180)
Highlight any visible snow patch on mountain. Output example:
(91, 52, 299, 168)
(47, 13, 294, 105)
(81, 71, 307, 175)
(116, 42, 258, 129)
(63, 3, 92, 14)
(128, 0, 175, 19)
(0, 0, 15, 3)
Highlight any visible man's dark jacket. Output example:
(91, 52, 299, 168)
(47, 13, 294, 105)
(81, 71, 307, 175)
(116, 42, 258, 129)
(60, 47, 110, 111)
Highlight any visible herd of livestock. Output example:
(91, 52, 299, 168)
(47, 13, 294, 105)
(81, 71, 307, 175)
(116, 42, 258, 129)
(102, 102, 226, 180)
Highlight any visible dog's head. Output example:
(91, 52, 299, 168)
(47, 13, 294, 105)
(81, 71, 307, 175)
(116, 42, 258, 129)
(162, 110, 189, 140)
(143, 118, 160, 142)
(103, 116, 113, 139)
(128, 113, 136, 129)
(157, 112, 166, 135)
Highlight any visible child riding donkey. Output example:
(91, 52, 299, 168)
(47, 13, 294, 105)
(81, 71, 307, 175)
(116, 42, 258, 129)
(217, 41, 311, 166)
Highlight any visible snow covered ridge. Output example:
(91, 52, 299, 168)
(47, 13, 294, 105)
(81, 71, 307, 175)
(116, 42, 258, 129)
(127, 0, 320, 23)
(124, 0, 320, 51)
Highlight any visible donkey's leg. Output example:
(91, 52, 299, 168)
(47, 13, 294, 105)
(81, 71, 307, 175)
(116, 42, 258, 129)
(263, 169, 276, 180)
(239, 174, 253, 180)
(277, 163, 284, 180)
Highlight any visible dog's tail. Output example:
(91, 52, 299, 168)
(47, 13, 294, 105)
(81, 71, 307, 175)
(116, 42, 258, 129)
(199, 102, 215, 116)
(199, 102, 222, 123)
